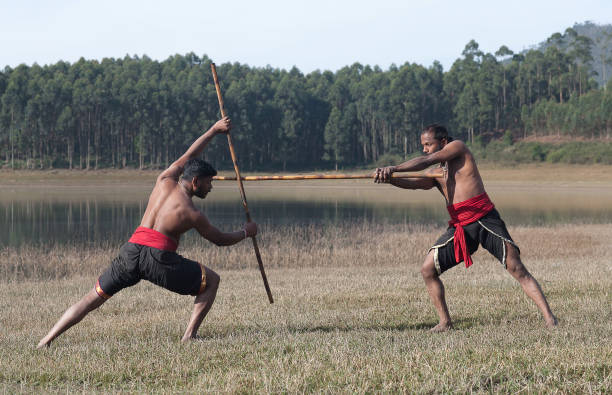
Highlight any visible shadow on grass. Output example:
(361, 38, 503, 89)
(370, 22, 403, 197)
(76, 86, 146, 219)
(285, 317, 477, 334)
(190, 313, 538, 340)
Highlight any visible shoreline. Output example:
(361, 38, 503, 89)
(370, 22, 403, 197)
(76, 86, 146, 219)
(1, 163, 612, 185)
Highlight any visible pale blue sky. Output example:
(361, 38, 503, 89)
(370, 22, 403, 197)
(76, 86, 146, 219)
(2, 0, 611, 73)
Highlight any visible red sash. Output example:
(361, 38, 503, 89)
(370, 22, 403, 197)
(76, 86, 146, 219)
(447, 192, 494, 268)
(128, 226, 178, 252)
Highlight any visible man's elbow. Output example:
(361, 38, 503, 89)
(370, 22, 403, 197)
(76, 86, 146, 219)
(210, 238, 226, 247)
(200, 233, 224, 246)
(408, 184, 432, 190)
(402, 180, 436, 190)
(212, 236, 236, 247)
(420, 156, 440, 168)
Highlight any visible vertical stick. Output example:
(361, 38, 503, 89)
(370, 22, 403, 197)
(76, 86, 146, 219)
(211, 62, 274, 304)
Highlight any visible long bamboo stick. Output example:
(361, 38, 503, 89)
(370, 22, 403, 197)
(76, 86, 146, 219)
(211, 63, 274, 304)
(213, 172, 440, 181)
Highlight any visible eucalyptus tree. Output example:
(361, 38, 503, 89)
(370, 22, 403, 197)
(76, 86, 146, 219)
(273, 67, 309, 170)
(595, 31, 612, 89)
(603, 80, 612, 137)
(387, 63, 420, 156)
(323, 63, 362, 168)
(445, 40, 483, 143)
(476, 53, 501, 132)
(2, 64, 30, 168)
(564, 27, 594, 96)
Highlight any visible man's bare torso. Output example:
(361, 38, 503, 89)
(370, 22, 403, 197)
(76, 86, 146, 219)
(432, 143, 486, 205)
(139, 175, 198, 244)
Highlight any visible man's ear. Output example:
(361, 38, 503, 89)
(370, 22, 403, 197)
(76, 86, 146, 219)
(190, 175, 199, 189)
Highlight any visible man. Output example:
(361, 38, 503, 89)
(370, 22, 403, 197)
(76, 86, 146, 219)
(374, 124, 557, 332)
(38, 116, 256, 347)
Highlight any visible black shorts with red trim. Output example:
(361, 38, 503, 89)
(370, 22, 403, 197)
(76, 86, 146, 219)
(428, 209, 519, 275)
(96, 242, 206, 299)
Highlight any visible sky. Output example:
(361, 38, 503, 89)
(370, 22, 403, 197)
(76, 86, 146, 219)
(2, 0, 611, 73)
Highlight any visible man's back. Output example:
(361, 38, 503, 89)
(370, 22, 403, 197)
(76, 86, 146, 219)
(37, 116, 260, 348)
(139, 174, 200, 244)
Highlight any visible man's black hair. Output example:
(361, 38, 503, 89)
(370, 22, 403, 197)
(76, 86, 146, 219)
(182, 158, 217, 181)
(423, 124, 454, 143)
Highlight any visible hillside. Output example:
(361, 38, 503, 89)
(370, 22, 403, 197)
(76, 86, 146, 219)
(532, 21, 612, 87)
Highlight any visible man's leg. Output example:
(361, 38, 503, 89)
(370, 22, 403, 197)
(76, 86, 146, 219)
(505, 242, 557, 327)
(37, 287, 108, 348)
(421, 251, 453, 332)
(182, 267, 220, 342)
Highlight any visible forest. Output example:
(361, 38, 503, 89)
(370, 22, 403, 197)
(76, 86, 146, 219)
(2, 24, 612, 171)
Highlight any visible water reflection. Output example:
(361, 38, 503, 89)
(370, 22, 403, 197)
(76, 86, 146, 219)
(1, 183, 611, 247)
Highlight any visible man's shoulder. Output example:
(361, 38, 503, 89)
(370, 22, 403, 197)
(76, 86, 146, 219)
(151, 176, 179, 196)
(157, 163, 184, 183)
(157, 172, 180, 185)
(446, 140, 471, 158)
(447, 139, 467, 149)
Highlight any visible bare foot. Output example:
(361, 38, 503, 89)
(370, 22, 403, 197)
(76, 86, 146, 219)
(430, 322, 453, 332)
(545, 315, 558, 328)
(181, 334, 207, 342)
(37, 339, 51, 349)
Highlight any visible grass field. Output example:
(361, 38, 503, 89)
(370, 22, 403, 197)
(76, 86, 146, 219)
(1, 220, 611, 392)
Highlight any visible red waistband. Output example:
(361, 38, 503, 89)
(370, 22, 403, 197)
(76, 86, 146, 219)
(128, 226, 178, 252)
(447, 192, 495, 225)
(446, 192, 494, 269)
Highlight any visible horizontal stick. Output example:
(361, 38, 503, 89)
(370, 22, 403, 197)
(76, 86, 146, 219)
(213, 172, 441, 181)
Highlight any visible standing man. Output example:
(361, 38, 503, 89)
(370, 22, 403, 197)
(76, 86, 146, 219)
(374, 124, 557, 332)
(38, 116, 256, 347)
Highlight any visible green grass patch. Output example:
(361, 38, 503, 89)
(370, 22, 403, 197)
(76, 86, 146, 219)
(471, 138, 612, 165)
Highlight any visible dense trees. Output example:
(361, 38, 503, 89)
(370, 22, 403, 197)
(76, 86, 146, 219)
(1, 27, 611, 171)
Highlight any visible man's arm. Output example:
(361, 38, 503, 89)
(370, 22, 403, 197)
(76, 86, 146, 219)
(389, 178, 437, 190)
(194, 212, 257, 247)
(158, 117, 232, 181)
(376, 140, 466, 182)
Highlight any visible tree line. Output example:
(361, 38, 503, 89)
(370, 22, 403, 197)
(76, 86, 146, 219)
(1, 28, 611, 171)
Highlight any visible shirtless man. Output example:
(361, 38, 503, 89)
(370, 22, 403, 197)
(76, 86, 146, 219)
(374, 124, 557, 332)
(38, 116, 256, 347)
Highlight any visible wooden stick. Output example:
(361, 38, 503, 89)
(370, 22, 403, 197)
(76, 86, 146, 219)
(213, 172, 440, 181)
(211, 62, 274, 304)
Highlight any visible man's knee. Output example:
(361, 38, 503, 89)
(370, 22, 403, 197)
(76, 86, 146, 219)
(506, 253, 530, 280)
(205, 268, 221, 291)
(421, 254, 438, 280)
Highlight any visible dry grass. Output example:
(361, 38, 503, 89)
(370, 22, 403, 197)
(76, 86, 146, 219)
(1, 223, 611, 392)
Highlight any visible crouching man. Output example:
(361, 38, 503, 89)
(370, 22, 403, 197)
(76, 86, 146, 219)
(374, 124, 557, 332)
(38, 117, 255, 347)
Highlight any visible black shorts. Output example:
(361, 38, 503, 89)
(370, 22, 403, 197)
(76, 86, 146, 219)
(429, 209, 519, 275)
(96, 242, 206, 299)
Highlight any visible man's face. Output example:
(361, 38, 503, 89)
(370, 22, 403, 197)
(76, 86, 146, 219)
(193, 176, 213, 199)
(420, 132, 443, 155)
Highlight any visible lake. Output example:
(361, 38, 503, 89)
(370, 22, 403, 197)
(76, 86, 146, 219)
(1, 180, 611, 247)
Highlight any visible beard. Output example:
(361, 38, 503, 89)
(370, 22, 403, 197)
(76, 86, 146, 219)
(194, 186, 208, 199)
